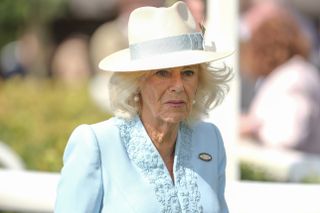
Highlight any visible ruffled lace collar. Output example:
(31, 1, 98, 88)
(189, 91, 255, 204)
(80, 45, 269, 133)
(116, 116, 203, 213)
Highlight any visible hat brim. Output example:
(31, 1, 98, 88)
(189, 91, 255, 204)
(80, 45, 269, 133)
(99, 48, 233, 72)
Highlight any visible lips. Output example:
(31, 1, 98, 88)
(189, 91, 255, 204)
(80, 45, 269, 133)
(165, 100, 186, 107)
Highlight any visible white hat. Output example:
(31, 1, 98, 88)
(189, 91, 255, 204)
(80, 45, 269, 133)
(99, 1, 232, 72)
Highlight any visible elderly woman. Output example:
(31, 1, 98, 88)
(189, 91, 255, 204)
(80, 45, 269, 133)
(55, 1, 232, 212)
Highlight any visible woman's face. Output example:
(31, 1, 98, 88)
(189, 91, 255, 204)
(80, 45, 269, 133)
(139, 65, 199, 125)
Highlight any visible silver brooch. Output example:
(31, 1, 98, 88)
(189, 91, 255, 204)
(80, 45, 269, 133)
(198, 152, 212, 162)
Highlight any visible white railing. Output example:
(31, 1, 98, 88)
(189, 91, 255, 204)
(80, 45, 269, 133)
(1, 169, 320, 213)
(226, 181, 320, 213)
(0, 141, 25, 170)
(0, 169, 59, 212)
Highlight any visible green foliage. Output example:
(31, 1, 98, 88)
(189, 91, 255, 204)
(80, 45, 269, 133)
(240, 161, 320, 183)
(0, 0, 66, 25)
(301, 174, 320, 184)
(0, 0, 67, 48)
(240, 161, 277, 182)
(0, 78, 110, 172)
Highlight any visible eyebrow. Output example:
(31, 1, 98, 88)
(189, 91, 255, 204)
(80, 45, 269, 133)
(151, 65, 197, 74)
(182, 65, 199, 69)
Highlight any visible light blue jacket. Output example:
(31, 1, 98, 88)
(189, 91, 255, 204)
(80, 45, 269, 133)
(55, 116, 228, 213)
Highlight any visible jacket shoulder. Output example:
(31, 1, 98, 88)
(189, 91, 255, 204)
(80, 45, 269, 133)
(89, 117, 121, 143)
(192, 121, 221, 138)
(191, 121, 224, 151)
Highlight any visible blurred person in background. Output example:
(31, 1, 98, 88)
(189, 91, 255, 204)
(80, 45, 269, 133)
(0, 30, 46, 79)
(0, 41, 26, 79)
(55, 2, 232, 212)
(50, 34, 92, 86)
(239, 0, 320, 154)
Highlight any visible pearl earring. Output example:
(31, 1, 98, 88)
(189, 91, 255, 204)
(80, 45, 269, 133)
(192, 100, 196, 105)
(134, 95, 140, 102)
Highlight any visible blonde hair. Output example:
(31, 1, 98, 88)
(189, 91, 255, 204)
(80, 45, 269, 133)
(108, 63, 232, 121)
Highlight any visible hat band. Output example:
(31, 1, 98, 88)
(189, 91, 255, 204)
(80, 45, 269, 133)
(129, 32, 204, 60)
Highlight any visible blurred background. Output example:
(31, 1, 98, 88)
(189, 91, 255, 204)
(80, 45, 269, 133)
(0, 0, 319, 212)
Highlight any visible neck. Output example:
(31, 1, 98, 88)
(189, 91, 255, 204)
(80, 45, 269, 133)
(140, 116, 180, 179)
(142, 119, 179, 152)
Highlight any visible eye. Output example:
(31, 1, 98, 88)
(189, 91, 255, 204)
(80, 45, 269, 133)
(155, 69, 170, 77)
(182, 70, 195, 77)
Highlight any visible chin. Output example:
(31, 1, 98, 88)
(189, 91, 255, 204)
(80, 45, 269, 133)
(163, 114, 187, 124)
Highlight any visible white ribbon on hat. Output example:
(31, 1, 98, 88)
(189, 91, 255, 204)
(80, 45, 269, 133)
(129, 32, 206, 60)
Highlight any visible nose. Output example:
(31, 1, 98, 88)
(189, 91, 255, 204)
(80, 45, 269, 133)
(169, 73, 183, 93)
